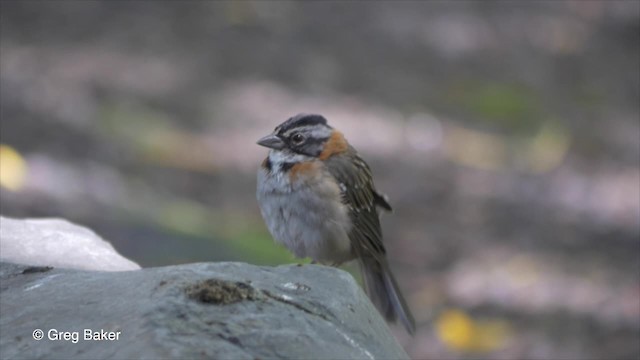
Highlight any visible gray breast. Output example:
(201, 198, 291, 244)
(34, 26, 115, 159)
(256, 165, 353, 263)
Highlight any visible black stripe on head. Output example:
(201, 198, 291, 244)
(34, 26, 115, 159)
(277, 114, 330, 134)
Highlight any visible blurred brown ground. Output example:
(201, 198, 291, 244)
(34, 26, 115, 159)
(1, 2, 638, 359)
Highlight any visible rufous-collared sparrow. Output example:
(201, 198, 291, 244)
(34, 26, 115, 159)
(256, 113, 415, 334)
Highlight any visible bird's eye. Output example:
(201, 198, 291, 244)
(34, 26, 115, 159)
(291, 133, 305, 144)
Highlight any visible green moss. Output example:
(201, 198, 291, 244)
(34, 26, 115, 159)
(446, 81, 542, 134)
(227, 229, 308, 266)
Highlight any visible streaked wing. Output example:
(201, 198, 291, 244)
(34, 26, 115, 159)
(324, 148, 388, 260)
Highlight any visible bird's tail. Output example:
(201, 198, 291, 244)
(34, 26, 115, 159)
(360, 258, 416, 334)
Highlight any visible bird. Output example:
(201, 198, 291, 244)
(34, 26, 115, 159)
(256, 113, 415, 334)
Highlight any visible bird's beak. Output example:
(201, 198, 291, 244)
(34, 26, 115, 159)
(257, 133, 285, 150)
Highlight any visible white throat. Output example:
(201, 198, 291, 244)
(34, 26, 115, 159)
(268, 149, 312, 171)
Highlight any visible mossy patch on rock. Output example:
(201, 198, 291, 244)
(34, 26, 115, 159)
(186, 279, 260, 305)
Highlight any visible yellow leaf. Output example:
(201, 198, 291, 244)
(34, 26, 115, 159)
(436, 308, 510, 353)
(0, 144, 27, 191)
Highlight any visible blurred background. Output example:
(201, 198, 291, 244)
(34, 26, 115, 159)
(1, 1, 638, 359)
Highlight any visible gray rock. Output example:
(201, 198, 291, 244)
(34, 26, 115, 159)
(0, 216, 140, 271)
(0, 261, 409, 360)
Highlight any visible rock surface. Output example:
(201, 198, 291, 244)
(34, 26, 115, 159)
(0, 261, 409, 360)
(0, 216, 140, 271)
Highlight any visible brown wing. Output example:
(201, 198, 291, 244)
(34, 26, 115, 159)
(324, 148, 389, 261)
(325, 148, 415, 334)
